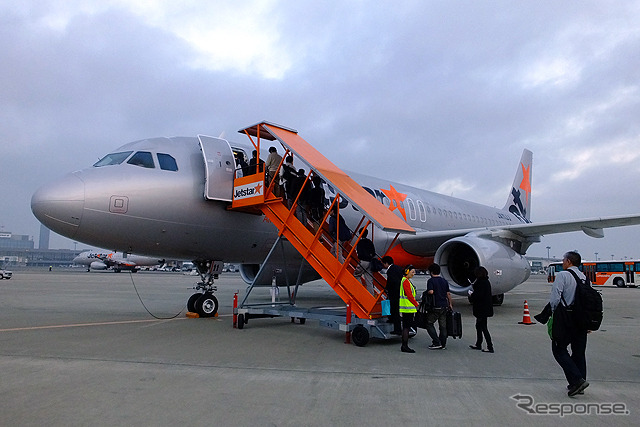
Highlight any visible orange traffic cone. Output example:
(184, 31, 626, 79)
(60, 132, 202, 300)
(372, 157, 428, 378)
(518, 300, 536, 325)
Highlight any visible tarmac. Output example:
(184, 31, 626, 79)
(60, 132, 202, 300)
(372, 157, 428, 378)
(0, 269, 637, 426)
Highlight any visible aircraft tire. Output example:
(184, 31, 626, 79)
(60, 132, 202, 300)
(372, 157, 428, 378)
(492, 294, 504, 306)
(195, 293, 218, 318)
(187, 293, 201, 313)
(237, 314, 245, 329)
(352, 325, 370, 347)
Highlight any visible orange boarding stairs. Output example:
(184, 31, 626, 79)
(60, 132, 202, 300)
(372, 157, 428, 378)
(230, 122, 415, 319)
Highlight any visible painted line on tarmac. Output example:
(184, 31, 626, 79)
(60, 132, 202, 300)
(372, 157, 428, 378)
(0, 313, 235, 333)
(0, 318, 188, 333)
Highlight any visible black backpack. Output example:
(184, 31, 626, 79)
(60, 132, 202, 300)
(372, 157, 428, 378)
(567, 269, 603, 331)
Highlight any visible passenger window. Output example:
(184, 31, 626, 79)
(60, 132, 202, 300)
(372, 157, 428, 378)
(417, 200, 426, 222)
(93, 151, 133, 167)
(127, 151, 155, 168)
(157, 153, 178, 171)
(406, 198, 417, 221)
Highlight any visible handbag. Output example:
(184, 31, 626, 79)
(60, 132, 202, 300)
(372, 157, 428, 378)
(421, 290, 435, 312)
(371, 257, 384, 273)
(414, 300, 429, 329)
(381, 299, 391, 316)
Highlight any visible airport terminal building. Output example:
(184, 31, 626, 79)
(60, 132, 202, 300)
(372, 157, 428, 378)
(0, 229, 83, 268)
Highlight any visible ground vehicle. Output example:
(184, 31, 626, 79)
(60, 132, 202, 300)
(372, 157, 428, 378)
(548, 260, 639, 288)
(0, 269, 13, 279)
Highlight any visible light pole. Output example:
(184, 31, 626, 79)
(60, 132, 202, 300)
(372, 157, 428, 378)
(546, 246, 551, 260)
(611, 254, 614, 260)
(595, 252, 598, 261)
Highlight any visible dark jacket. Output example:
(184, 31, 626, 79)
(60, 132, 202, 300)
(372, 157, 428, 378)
(470, 278, 494, 318)
(249, 157, 264, 175)
(356, 238, 376, 262)
(385, 264, 403, 299)
(329, 214, 351, 242)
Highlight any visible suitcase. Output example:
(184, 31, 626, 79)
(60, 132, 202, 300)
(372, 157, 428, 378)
(446, 310, 462, 339)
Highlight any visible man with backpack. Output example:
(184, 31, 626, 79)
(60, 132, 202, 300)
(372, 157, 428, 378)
(549, 251, 592, 397)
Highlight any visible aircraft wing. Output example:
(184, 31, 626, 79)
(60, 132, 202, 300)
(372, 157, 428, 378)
(89, 254, 132, 268)
(109, 259, 137, 268)
(400, 214, 640, 255)
(496, 214, 640, 239)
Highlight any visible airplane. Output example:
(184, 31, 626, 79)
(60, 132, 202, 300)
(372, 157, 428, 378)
(72, 250, 164, 272)
(31, 122, 640, 317)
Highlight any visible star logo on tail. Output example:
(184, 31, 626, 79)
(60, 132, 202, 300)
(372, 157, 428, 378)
(519, 163, 531, 202)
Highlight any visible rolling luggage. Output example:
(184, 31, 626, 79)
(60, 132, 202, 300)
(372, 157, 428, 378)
(446, 310, 462, 339)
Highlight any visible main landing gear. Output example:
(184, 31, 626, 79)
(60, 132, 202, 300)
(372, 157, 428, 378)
(186, 260, 221, 317)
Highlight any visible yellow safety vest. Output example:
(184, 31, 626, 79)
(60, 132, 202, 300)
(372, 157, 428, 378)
(399, 277, 417, 313)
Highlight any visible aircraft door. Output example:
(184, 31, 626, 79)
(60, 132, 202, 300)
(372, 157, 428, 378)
(198, 135, 235, 201)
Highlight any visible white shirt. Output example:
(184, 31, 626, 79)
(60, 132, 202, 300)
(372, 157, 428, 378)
(550, 266, 585, 311)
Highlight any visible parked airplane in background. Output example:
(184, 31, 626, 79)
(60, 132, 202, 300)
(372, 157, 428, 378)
(73, 250, 163, 272)
(31, 122, 640, 316)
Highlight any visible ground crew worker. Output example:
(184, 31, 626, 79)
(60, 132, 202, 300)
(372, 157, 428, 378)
(399, 265, 419, 353)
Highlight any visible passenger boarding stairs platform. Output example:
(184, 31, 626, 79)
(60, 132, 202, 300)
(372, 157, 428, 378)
(229, 122, 415, 320)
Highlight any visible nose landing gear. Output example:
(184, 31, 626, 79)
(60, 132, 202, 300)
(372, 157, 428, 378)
(186, 260, 222, 317)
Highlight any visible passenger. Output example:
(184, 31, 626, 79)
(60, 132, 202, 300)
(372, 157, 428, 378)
(468, 266, 494, 353)
(234, 153, 249, 178)
(381, 255, 403, 335)
(328, 206, 351, 262)
(281, 155, 297, 207)
(248, 150, 264, 175)
(265, 146, 283, 196)
(291, 169, 310, 223)
(308, 176, 326, 225)
(425, 263, 452, 350)
(355, 228, 376, 294)
(549, 251, 590, 397)
(399, 265, 419, 353)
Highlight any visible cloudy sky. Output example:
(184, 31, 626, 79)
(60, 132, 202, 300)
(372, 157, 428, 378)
(2, 1, 639, 260)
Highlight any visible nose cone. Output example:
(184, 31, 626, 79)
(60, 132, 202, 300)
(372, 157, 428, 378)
(31, 173, 85, 239)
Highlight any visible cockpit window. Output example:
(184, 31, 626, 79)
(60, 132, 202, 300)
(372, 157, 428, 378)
(127, 151, 155, 168)
(93, 151, 133, 167)
(157, 153, 178, 171)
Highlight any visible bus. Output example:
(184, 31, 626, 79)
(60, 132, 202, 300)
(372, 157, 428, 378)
(547, 260, 639, 288)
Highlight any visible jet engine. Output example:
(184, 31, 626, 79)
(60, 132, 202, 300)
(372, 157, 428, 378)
(434, 235, 531, 296)
(90, 261, 108, 270)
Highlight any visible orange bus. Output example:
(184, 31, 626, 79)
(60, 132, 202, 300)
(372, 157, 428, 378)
(547, 260, 639, 288)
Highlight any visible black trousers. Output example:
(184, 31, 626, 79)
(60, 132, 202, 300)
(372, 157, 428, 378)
(389, 295, 401, 332)
(552, 329, 588, 387)
(475, 316, 493, 349)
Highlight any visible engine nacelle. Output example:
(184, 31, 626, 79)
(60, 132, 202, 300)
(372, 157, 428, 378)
(434, 236, 531, 296)
(90, 261, 108, 270)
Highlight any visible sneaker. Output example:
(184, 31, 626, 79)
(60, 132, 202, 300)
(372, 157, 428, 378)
(568, 379, 589, 397)
(401, 346, 415, 353)
(428, 344, 443, 350)
(482, 348, 494, 353)
(469, 345, 482, 350)
(567, 383, 586, 395)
